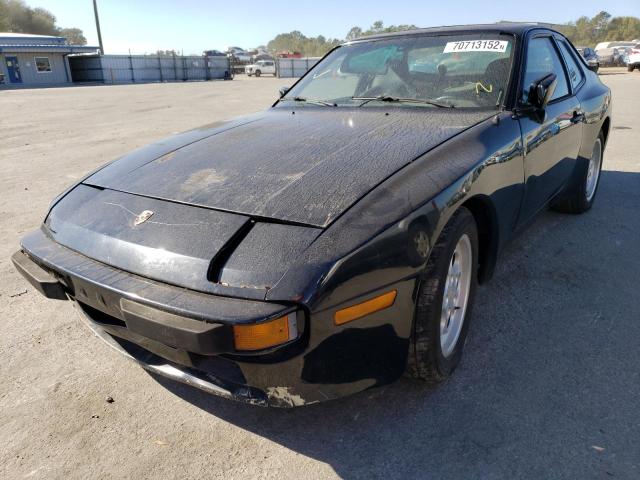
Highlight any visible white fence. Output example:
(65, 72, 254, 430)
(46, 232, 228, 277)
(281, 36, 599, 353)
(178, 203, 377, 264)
(276, 57, 321, 78)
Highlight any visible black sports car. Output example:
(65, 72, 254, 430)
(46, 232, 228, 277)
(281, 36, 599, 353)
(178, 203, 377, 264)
(13, 23, 611, 407)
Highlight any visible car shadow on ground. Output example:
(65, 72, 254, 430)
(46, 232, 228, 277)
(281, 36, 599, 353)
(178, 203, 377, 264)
(153, 170, 640, 479)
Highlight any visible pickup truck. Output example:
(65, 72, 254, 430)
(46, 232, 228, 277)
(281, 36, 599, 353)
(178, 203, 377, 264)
(245, 60, 276, 77)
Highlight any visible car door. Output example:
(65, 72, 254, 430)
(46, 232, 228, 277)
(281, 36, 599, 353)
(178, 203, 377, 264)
(516, 33, 583, 225)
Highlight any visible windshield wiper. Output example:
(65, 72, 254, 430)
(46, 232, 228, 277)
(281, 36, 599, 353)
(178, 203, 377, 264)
(290, 96, 337, 107)
(352, 95, 454, 108)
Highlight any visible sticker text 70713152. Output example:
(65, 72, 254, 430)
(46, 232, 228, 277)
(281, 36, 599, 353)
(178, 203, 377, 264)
(443, 40, 508, 53)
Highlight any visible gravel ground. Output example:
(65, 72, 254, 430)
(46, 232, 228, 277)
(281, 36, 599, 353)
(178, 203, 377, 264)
(1, 70, 639, 479)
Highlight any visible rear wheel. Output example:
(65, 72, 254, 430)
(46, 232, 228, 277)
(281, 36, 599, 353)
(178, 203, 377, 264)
(628, 65, 635, 72)
(255, 70, 261, 77)
(406, 207, 479, 382)
(551, 132, 604, 214)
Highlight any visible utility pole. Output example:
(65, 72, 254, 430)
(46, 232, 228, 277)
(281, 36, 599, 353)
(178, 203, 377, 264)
(93, 0, 104, 55)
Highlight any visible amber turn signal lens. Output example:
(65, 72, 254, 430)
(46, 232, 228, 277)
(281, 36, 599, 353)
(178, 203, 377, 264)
(233, 315, 292, 351)
(334, 290, 397, 326)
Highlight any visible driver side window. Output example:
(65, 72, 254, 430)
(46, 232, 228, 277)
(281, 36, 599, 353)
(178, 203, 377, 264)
(522, 37, 569, 103)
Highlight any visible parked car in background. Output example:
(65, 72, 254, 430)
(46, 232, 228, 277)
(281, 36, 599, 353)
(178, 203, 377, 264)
(596, 41, 637, 66)
(251, 53, 274, 62)
(596, 47, 620, 66)
(13, 23, 611, 407)
(626, 44, 640, 71)
(226, 46, 252, 62)
(577, 47, 599, 72)
(594, 41, 638, 51)
(245, 59, 276, 76)
(203, 49, 227, 57)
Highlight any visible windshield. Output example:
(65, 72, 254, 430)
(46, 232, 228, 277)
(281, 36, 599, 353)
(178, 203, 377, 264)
(282, 33, 514, 109)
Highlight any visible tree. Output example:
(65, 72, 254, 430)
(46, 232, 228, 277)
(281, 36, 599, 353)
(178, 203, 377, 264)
(558, 11, 640, 46)
(59, 27, 86, 45)
(346, 27, 362, 41)
(29, 7, 57, 34)
(0, 0, 86, 42)
(371, 21, 384, 33)
(1, 1, 58, 35)
(266, 13, 640, 57)
(605, 16, 640, 41)
(592, 11, 612, 34)
(266, 30, 341, 56)
(0, 1, 9, 31)
(345, 21, 418, 40)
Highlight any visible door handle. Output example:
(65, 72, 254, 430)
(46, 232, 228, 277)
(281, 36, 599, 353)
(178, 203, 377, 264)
(571, 110, 585, 124)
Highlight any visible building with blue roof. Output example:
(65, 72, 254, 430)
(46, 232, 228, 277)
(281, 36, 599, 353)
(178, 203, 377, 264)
(0, 32, 98, 88)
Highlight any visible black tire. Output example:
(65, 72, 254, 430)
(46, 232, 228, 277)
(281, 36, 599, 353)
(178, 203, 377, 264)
(550, 132, 604, 214)
(628, 65, 634, 72)
(405, 207, 479, 383)
(255, 70, 261, 77)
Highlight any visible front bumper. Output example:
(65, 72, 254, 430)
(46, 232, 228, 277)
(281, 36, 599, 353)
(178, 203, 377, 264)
(14, 228, 415, 407)
(74, 304, 271, 406)
(12, 229, 311, 406)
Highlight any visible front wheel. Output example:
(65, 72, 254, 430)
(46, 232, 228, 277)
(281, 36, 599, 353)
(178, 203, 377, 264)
(405, 207, 479, 382)
(255, 70, 261, 77)
(551, 133, 604, 214)
(628, 65, 635, 72)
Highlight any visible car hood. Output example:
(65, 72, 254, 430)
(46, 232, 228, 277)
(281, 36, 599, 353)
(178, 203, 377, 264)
(85, 107, 493, 227)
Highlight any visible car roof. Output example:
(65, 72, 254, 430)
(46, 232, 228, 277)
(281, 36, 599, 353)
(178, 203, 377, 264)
(351, 22, 559, 42)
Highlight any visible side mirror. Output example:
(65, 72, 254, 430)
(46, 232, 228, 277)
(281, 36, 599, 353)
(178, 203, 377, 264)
(527, 73, 557, 110)
(586, 62, 599, 73)
(279, 86, 290, 97)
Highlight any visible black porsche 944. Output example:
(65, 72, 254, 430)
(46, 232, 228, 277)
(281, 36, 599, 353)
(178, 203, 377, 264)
(13, 23, 611, 407)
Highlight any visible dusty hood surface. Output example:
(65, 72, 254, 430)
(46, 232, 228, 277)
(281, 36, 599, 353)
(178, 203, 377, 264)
(85, 107, 492, 227)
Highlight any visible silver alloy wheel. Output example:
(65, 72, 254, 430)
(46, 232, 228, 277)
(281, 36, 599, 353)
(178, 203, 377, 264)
(585, 138, 602, 202)
(440, 234, 473, 357)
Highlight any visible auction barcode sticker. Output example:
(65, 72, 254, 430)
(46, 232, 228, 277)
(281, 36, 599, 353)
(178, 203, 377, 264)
(443, 40, 508, 53)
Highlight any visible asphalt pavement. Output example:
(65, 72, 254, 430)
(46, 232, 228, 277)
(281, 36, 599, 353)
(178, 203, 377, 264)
(1, 71, 638, 479)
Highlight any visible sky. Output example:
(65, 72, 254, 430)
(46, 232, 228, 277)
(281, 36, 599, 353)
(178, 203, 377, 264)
(27, 0, 640, 54)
